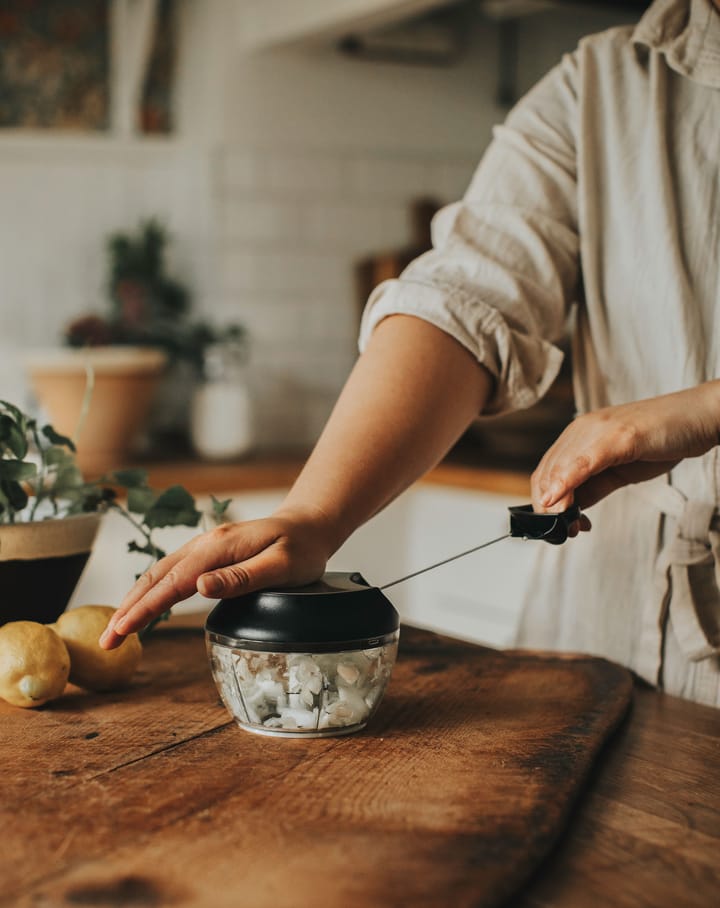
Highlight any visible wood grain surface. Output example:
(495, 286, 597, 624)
(135, 454, 532, 499)
(1, 618, 637, 908)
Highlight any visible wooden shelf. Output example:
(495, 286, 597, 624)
(422, 461, 530, 497)
(139, 454, 306, 496)
(136, 449, 531, 498)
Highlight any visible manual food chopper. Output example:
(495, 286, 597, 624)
(206, 504, 580, 738)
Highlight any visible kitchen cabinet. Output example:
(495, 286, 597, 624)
(383, 485, 532, 646)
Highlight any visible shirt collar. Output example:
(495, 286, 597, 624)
(633, 0, 720, 88)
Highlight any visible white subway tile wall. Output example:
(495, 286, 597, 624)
(0, 136, 476, 449)
(212, 147, 477, 447)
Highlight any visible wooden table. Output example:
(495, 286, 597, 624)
(3, 616, 719, 908)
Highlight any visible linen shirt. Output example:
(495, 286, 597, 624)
(358, 0, 720, 705)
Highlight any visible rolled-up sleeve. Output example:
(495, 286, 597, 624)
(358, 51, 581, 415)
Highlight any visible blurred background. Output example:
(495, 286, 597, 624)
(0, 0, 646, 457)
(0, 0, 651, 641)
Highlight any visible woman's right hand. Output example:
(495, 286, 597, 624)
(531, 381, 720, 517)
(99, 506, 335, 650)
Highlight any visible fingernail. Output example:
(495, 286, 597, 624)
(202, 574, 223, 597)
(99, 629, 110, 646)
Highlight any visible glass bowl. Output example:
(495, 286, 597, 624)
(204, 572, 400, 738)
(206, 634, 399, 738)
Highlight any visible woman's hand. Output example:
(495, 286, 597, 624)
(99, 506, 336, 650)
(531, 381, 720, 522)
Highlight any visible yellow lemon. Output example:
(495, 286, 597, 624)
(52, 605, 142, 691)
(0, 621, 70, 708)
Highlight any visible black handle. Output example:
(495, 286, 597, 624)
(508, 504, 581, 545)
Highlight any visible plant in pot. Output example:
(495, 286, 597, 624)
(25, 218, 246, 476)
(0, 399, 230, 629)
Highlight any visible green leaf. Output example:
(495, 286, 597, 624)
(44, 445, 75, 467)
(140, 609, 171, 638)
(0, 415, 28, 459)
(211, 495, 232, 523)
(41, 425, 76, 452)
(54, 482, 115, 512)
(143, 485, 201, 529)
(63, 498, 85, 516)
(127, 539, 164, 558)
(1, 479, 28, 512)
(109, 468, 149, 489)
(0, 460, 37, 482)
(127, 485, 157, 515)
(53, 463, 85, 492)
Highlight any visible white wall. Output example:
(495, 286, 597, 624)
(0, 0, 639, 447)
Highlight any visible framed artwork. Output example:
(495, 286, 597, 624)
(0, 0, 110, 130)
(0, 0, 176, 133)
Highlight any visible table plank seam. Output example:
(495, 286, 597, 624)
(84, 720, 234, 783)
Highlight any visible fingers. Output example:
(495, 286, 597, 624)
(531, 412, 628, 513)
(196, 549, 289, 600)
(197, 544, 315, 600)
(99, 545, 194, 650)
(533, 446, 599, 512)
(99, 526, 263, 650)
(567, 513, 593, 537)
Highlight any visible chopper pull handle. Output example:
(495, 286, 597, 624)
(380, 503, 582, 591)
(508, 504, 581, 545)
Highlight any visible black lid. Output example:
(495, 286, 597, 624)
(204, 571, 400, 647)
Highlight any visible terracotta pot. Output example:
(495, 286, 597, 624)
(0, 513, 102, 626)
(25, 347, 168, 477)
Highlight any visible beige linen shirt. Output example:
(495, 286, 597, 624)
(359, 0, 720, 705)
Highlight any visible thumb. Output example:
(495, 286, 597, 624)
(197, 549, 318, 599)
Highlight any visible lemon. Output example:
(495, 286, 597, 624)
(0, 621, 70, 708)
(52, 605, 142, 691)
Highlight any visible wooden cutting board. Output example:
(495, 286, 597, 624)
(0, 619, 632, 908)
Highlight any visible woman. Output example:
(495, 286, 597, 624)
(101, 0, 720, 706)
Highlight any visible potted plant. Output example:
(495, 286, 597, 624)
(0, 399, 229, 628)
(25, 218, 246, 475)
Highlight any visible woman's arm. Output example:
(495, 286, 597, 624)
(531, 380, 720, 516)
(100, 315, 494, 649)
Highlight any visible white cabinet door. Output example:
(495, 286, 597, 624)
(394, 485, 534, 647)
(327, 490, 413, 586)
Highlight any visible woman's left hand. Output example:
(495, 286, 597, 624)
(531, 381, 720, 525)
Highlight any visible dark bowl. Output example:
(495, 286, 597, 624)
(0, 514, 102, 626)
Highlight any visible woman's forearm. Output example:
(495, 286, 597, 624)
(276, 314, 494, 550)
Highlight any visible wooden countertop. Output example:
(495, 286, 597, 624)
(3, 616, 719, 907)
(137, 451, 532, 499)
